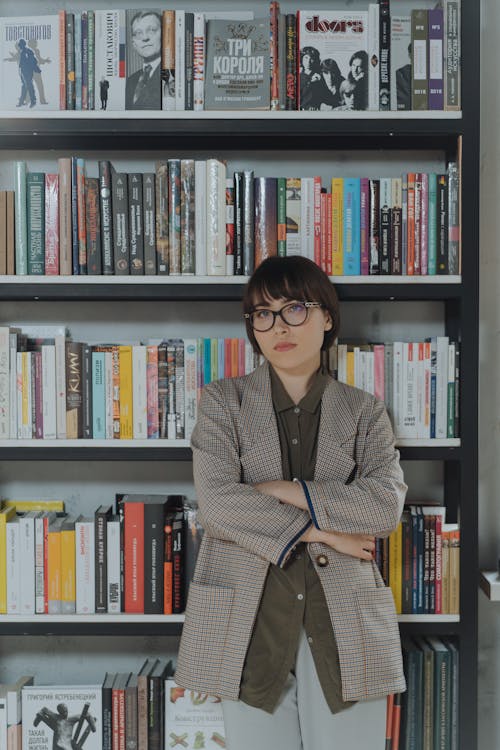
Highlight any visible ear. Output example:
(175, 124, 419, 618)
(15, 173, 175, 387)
(324, 315, 333, 331)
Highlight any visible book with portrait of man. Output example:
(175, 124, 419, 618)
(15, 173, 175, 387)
(125, 9, 162, 110)
(0, 14, 63, 110)
(22, 685, 102, 750)
(297, 10, 369, 111)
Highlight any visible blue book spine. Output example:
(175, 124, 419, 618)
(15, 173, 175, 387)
(92, 352, 106, 439)
(427, 173, 437, 274)
(343, 178, 361, 275)
(203, 338, 211, 386)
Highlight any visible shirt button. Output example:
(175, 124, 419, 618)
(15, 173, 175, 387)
(316, 554, 329, 568)
(292, 438, 298, 445)
(294, 407, 300, 414)
(297, 594, 304, 601)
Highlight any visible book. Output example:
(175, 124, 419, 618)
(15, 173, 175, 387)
(297, 11, 369, 111)
(0, 15, 62, 110)
(204, 18, 270, 110)
(94, 10, 126, 111)
(390, 17, 411, 111)
(22, 685, 102, 750)
(164, 680, 225, 750)
(125, 10, 162, 111)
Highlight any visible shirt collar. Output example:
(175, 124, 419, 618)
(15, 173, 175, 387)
(269, 365, 331, 414)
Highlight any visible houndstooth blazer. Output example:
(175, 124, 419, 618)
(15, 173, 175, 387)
(175, 361, 407, 703)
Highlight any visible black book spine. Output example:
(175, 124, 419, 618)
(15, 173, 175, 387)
(116, 494, 125, 612)
(86, 176, 102, 274)
(378, 0, 391, 110)
(143, 173, 157, 275)
(184, 12, 194, 110)
(380, 205, 391, 274)
(144, 503, 165, 615)
(147, 676, 162, 750)
(391, 205, 402, 274)
(157, 343, 168, 439)
(172, 511, 185, 614)
(128, 173, 144, 275)
(285, 14, 297, 110)
(242, 170, 255, 276)
(112, 172, 130, 275)
(102, 678, 113, 750)
(99, 161, 114, 275)
(95, 507, 109, 612)
(233, 172, 244, 275)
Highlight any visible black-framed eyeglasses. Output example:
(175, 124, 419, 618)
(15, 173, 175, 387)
(244, 301, 323, 332)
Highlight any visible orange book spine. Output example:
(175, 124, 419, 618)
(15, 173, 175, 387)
(163, 523, 173, 615)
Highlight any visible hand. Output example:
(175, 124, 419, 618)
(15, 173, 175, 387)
(301, 526, 375, 561)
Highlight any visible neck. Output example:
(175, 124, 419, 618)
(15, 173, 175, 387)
(271, 356, 321, 404)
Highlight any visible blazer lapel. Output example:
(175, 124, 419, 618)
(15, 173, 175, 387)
(315, 378, 358, 482)
(239, 361, 283, 483)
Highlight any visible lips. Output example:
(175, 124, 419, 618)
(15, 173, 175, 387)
(274, 343, 296, 352)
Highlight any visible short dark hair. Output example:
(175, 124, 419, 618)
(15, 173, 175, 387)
(242, 256, 340, 354)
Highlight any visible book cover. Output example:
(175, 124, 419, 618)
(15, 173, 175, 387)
(22, 685, 102, 750)
(125, 9, 162, 110)
(164, 681, 225, 750)
(390, 17, 411, 111)
(297, 11, 368, 111)
(94, 10, 126, 111)
(205, 18, 270, 110)
(0, 16, 62, 110)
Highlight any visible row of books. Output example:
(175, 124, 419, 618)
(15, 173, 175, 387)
(328, 338, 460, 440)
(378, 505, 460, 616)
(6, 158, 460, 278)
(400, 636, 459, 750)
(0, 494, 203, 616)
(2, 671, 225, 750)
(0, 3, 461, 112)
(0, 326, 259, 441)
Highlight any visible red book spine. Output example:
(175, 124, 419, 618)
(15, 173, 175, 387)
(385, 693, 394, 750)
(224, 339, 231, 379)
(124, 502, 144, 613)
(434, 513, 443, 613)
(391, 693, 402, 750)
(112, 688, 120, 750)
(118, 688, 126, 750)
(45, 174, 60, 275)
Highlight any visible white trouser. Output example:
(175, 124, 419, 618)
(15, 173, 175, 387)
(222, 629, 386, 750)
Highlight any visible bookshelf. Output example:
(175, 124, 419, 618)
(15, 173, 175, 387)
(0, 0, 478, 749)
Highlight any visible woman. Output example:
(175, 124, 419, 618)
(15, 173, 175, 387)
(175, 256, 407, 749)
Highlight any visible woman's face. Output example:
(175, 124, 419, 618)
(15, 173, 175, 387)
(252, 296, 332, 377)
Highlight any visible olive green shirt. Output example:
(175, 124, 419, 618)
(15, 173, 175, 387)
(239, 366, 355, 714)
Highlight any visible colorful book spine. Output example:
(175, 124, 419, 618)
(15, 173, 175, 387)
(26, 172, 45, 275)
(343, 178, 361, 275)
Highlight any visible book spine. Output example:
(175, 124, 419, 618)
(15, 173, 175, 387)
(193, 13, 205, 111)
(76, 519, 95, 614)
(92, 352, 106, 439)
(411, 9, 428, 110)
(59, 11, 67, 109)
(368, 4, 379, 110)
(285, 14, 297, 110)
(206, 160, 226, 274)
(112, 173, 130, 274)
(254, 177, 277, 268)
(144, 504, 165, 615)
(124, 501, 144, 613)
(74, 12, 82, 110)
(35, 514, 45, 613)
(242, 170, 255, 275)
(119, 345, 133, 439)
(437, 174, 449, 274)
(420, 172, 429, 274)
(61, 520, 76, 613)
(99, 161, 114, 274)
(14, 161, 27, 275)
(277, 177, 287, 256)
(184, 12, 194, 111)
(86, 177, 102, 274)
(194, 161, 207, 275)
(82, 343, 92, 439)
(168, 159, 181, 275)
(225, 178, 235, 275)
(161, 10, 176, 111)
(107, 516, 121, 614)
(132, 346, 147, 440)
(27, 173, 45, 275)
(65, 341, 83, 438)
(82, 11, 88, 110)
(155, 161, 169, 274)
(19, 515, 36, 615)
(65, 12, 75, 110)
(444, 0, 460, 110)
(142, 173, 157, 274)
(172, 512, 185, 613)
(181, 159, 196, 274)
(146, 346, 159, 439)
(447, 161, 460, 275)
(45, 174, 60, 275)
(47, 520, 61, 614)
(95, 508, 109, 613)
(88, 11, 95, 109)
(427, 173, 437, 274)
(270, 1, 280, 110)
(233, 171, 244, 275)
(128, 174, 144, 275)
(175, 10, 186, 111)
(379, 0, 390, 110)
(183, 339, 197, 441)
(55, 334, 67, 439)
(42, 343, 57, 439)
(428, 8, 444, 110)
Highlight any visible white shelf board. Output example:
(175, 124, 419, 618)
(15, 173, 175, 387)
(0, 275, 462, 285)
(0, 110, 463, 120)
(0, 614, 185, 623)
(480, 571, 500, 601)
(397, 614, 460, 622)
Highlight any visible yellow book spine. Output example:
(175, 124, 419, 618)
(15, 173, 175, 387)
(346, 350, 355, 387)
(331, 178, 344, 275)
(0, 507, 16, 613)
(47, 525, 62, 612)
(388, 521, 403, 614)
(449, 529, 460, 614)
(61, 526, 76, 611)
(2, 500, 65, 512)
(119, 345, 133, 439)
(441, 532, 450, 615)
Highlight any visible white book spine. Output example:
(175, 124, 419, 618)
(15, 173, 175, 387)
(183, 339, 198, 441)
(206, 159, 227, 275)
(366, 351, 375, 396)
(402, 342, 418, 439)
(19, 513, 36, 615)
(300, 177, 314, 261)
(34, 514, 45, 614)
(244, 342, 254, 375)
(392, 342, 404, 437)
(0, 696, 7, 750)
(42, 344, 57, 439)
(436, 335, 449, 439)
(368, 4, 380, 110)
(175, 10, 186, 111)
(75, 519, 95, 614)
(337, 344, 347, 384)
(195, 161, 207, 275)
(104, 351, 114, 439)
(6, 519, 20, 614)
(106, 517, 121, 614)
(9, 333, 17, 440)
(193, 13, 205, 111)
(55, 334, 67, 439)
(0, 327, 9, 439)
(16, 352, 23, 440)
(132, 345, 148, 439)
(353, 347, 361, 389)
(448, 341, 455, 438)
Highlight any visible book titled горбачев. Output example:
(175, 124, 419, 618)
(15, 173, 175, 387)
(22, 685, 102, 750)
(204, 18, 270, 110)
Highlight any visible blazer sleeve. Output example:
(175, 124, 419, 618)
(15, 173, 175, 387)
(300, 398, 407, 537)
(191, 381, 312, 567)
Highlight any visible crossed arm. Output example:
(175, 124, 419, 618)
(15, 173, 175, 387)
(192, 382, 406, 567)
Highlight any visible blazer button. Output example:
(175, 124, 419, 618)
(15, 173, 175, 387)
(316, 554, 329, 567)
